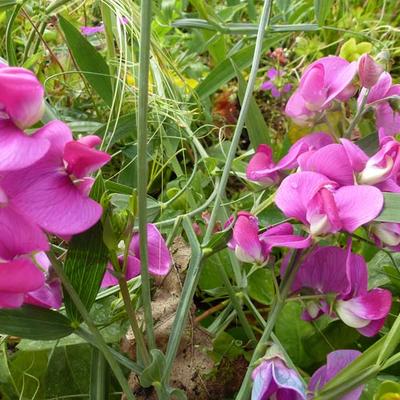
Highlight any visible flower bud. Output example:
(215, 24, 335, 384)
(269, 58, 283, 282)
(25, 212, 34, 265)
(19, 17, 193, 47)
(358, 53, 384, 89)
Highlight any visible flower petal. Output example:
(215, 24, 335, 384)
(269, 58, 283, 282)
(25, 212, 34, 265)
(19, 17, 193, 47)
(0, 204, 49, 260)
(0, 258, 45, 293)
(298, 144, 355, 186)
(130, 224, 172, 276)
(334, 185, 384, 232)
(64, 140, 111, 178)
(0, 121, 50, 171)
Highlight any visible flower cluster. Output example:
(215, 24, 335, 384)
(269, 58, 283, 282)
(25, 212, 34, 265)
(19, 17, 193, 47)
(231, 51, 399, 399)
(0, 65, 111, 309)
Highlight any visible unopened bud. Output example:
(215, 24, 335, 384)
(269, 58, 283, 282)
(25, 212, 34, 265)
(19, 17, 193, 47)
(358, 54, 384, 89)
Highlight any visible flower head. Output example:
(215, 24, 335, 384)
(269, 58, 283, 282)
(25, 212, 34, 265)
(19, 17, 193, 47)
(252, 351, 306, 400)
(260, 68, 292, 98)
(285, 56, 357, 125)
(228, 212, 311, 264)
(285, 244, 392, 336)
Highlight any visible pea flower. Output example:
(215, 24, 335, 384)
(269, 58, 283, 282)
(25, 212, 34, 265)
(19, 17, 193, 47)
(284, 244, 392, 336)
(0, 65, 45, 129)
(252, 345, 306, 400)
(228, 212, 311, 264)
(0, 120, 111, 236)
(285, 56, 357, 125)
(246, 132, 333, 185)
(260, 68, 292, 98)
(275, 171, 383, 236)
(102, 224, 172, 287)
(309, 350, 363, 400)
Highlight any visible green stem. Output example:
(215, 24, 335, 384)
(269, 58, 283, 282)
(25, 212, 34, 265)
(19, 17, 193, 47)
(215, 260, 256, 343)
(235, 249, 303, 400)
(203, 0, 273, 242)
(137, 0, 156, 350)
(344, 88, 370, 138)
(77, 327, 143, 375)
(118, 278, 151, 366)
(47, 252, 135, 400)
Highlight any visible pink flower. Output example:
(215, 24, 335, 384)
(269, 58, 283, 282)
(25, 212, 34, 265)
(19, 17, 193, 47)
(0, 65, 45, 129)
(24, 253, 62, 309)
(228, 212, 311, 264)
(275, 171, 383, 236)
(252, 354, 306, 400)
(285, 244, 392, 336)
(260, 68, 292, 98)
(246, 132, 333, 184)
(309, 350, 363, 399)
(102, 224, 172, 287)
(0, 120, 110, 236)
(285, 56, 357, 125)
(81, 17, 129, 36)
(358, 54, 383, 89)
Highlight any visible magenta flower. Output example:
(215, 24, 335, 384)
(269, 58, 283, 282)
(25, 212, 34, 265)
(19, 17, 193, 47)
(102, 224, 172, 287)
(309, 350, 363, 400)
(285, 56, 357, 125)
(0, 120, 110, 236)
(361, 72, 400, 138)
(285, 245, 392, 336)
(228, 212, 311, 264)
(358, 53, 383, 89)
(246, 132, 333, 184)
(24, 253, 62, 309)
(275, 171, 383, 236)
(0, 65, 45, 129)
(81, 17, 129, 36)
(252, 355, 306, 400)
(260, 68, 292, 98)
(0, 257, 46, 308)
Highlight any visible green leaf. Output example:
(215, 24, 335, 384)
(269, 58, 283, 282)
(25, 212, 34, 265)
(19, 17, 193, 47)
(368, 251, 394, 289)
(58, 15, 113, 106)
(95, 113, 136, 146)
(63, 177, 109, 323)
(247, 268, 274, 305)
(303, 321, 359, 364)
(375, 380, 400, 399)
(357, 133, 379, 156)
(89, 349, 109, 400)
(233, 61, 271, 147)
(195, 35, 285, 99)
(140, 349, 166, 388)
(314, 0, 334, 25)
(0, 0, 17, 11)
(375, 193, 400, 223)
(275, 302, 316, 368)
(0, 305, 74, 340)
(202, 226, 233, 255)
